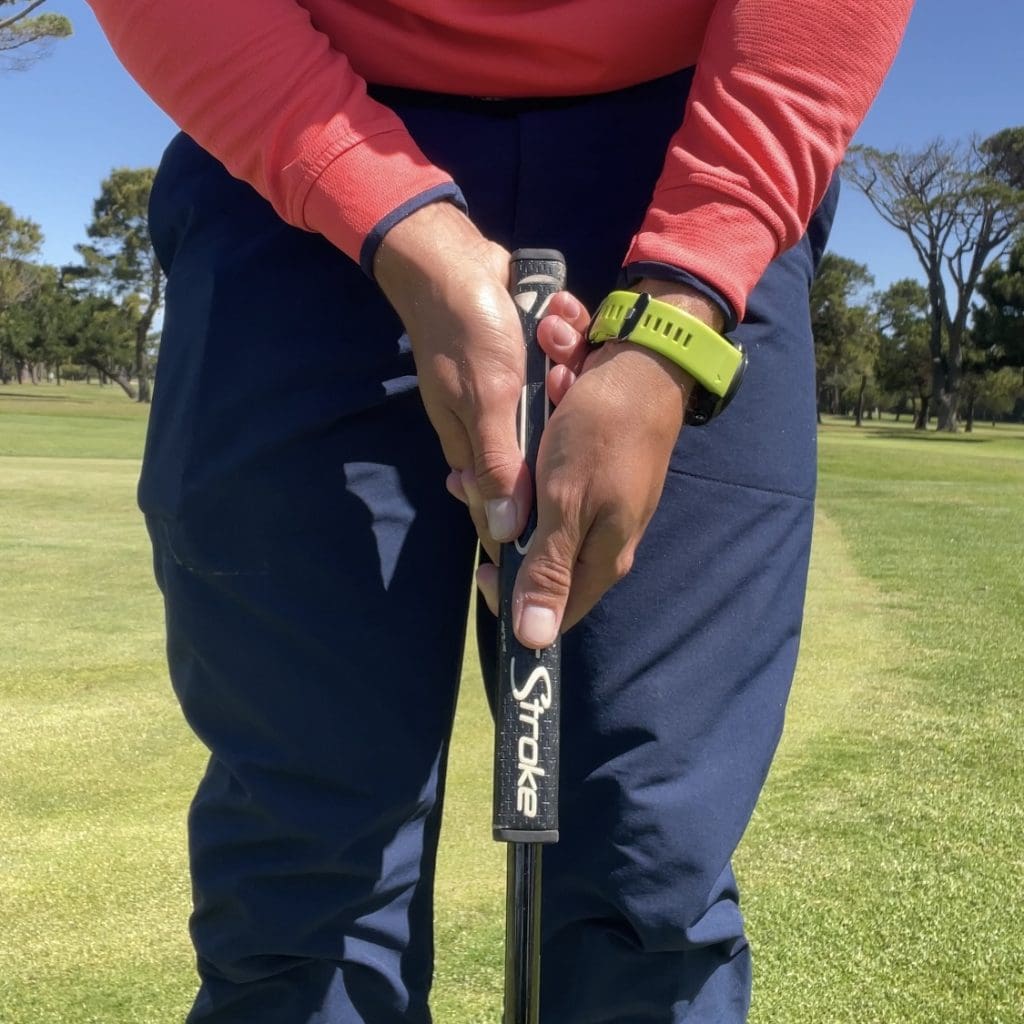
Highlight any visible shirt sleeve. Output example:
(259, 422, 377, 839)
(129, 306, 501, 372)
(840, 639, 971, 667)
(624, 0, 914, 320)
(85, 0, 460, 272)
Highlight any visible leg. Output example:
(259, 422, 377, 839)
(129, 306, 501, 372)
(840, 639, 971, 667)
(145, 136, 479, 1022)
(478, 135, 837, 1019)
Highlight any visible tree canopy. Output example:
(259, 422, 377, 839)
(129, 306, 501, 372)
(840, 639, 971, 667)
(70, 168, 163, 402)
(0, 176, 162, 396)
(811, 253, 878, 424)
(0, 0, 71, 71)
(843, 128, 1024, 431)
(973, 235, 1024, 372)
(875, 278, 932, 427)
(0, 201, 43, 310)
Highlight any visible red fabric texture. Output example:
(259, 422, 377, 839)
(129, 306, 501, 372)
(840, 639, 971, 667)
(86, 0, 911, 317)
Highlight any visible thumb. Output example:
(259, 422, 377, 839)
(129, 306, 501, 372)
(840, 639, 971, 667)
(512, 507, 582, 649)
(470, 405, 532, 542)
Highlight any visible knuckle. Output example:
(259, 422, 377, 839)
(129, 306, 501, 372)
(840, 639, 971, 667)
(524, 553, 573, 599)
(479, 366, 524, 405)
(539, 473, 579, 514)
(474, 447, 520, 489)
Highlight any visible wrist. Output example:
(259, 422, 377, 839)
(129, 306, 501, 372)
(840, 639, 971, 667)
(631, 278, 726, 334)
(373, 201, 488, 303)
(591, 340, 694, 424)
(587, 288, 746, 425)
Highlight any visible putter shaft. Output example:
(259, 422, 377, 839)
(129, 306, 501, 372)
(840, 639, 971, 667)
(504, 842, 543, 1024)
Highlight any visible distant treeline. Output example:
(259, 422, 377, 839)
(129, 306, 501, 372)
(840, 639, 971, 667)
(812, 250, 1023, 430)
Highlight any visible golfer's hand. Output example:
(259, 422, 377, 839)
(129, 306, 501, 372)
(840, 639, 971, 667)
(477, 281, 725, 649)
(374, 203, 530, 542)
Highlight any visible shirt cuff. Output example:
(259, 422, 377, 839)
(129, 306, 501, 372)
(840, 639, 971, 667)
(301, 127, 462, 270)
(360, 184, 468, 278)
(621, 261, 738, 333)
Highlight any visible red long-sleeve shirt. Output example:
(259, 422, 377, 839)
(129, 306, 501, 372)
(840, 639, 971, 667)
(86, 0, 911, 319)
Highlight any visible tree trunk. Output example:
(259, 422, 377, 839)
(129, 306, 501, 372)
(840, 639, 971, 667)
(134, 263, 163, 405)
(135, 322, 152, 403)
(935, 315, 967, 432)
(855, 374, 866, 426)
(934, 388, 959, 431)
(86, 359, 137, 400)
(965, 396, 975, 432)
(111, 371, 137, 401)
(914, 391, 929, 430)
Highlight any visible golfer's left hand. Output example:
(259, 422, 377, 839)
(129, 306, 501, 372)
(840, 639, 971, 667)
(469, 281, 724, 648)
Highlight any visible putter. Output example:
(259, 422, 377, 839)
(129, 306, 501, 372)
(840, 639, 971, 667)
(493, 249, 566, 1024)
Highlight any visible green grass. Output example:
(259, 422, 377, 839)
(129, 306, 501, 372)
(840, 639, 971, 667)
(1, 388, 1021, 1022)
(739, 418, 1024, 1024)
(0, 384, 149, 459)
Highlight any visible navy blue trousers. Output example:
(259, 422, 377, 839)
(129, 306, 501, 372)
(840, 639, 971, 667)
(143, 69, 837, 1023)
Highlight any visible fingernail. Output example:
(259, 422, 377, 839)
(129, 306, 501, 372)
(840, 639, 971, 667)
(519, 605, 557, 647)
(486, 498, 517, 540)
(554, 320, 576, 347)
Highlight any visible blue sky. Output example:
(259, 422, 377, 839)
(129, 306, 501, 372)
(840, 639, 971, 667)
(2, 0, 1022, 294)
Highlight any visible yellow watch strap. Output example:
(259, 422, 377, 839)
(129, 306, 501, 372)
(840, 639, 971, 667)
(588, 290, 742, 398)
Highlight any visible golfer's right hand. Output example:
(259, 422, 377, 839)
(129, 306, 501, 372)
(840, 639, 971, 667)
(374, 202, 529, 543)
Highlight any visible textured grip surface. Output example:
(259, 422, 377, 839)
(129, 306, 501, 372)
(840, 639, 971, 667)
(492, 250, 565, 844)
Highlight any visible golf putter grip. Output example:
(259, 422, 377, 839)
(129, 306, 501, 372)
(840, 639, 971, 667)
(493, 248, 565, 845)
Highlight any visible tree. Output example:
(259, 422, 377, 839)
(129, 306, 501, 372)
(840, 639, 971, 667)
(0, 201, 43, 308)
(0, 202, 45, 382)
(810, 253, 878, 424)
(0, 0, 71, 71)
(973, 367, 1022, 425)
(73, 168, 163, 402)
(875, 279, 933, 428)
(59, 291, 139, 397)
(0, 263, 70, 382)
(973, 235, 1024, 375)
(844, 129, 1024, 431)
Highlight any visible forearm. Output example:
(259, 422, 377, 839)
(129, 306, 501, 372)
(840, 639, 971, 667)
(626, 0, 914, 319)
(85, 0, 458, 267)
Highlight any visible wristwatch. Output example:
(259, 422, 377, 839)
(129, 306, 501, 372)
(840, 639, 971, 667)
(587, 290, 747, 426)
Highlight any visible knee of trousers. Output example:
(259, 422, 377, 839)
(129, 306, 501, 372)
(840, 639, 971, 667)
(538, 475, 817, 958)
(544, 782, 751, 957)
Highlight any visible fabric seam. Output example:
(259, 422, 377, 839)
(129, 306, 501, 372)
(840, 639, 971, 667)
(666, 463, 814, 503)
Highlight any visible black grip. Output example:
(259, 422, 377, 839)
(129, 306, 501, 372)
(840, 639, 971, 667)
(493, 249, 566, 844)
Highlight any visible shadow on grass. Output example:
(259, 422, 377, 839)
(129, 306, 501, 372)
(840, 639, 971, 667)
(864, 428, 992, 444)
(0, 389, 76, 402)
